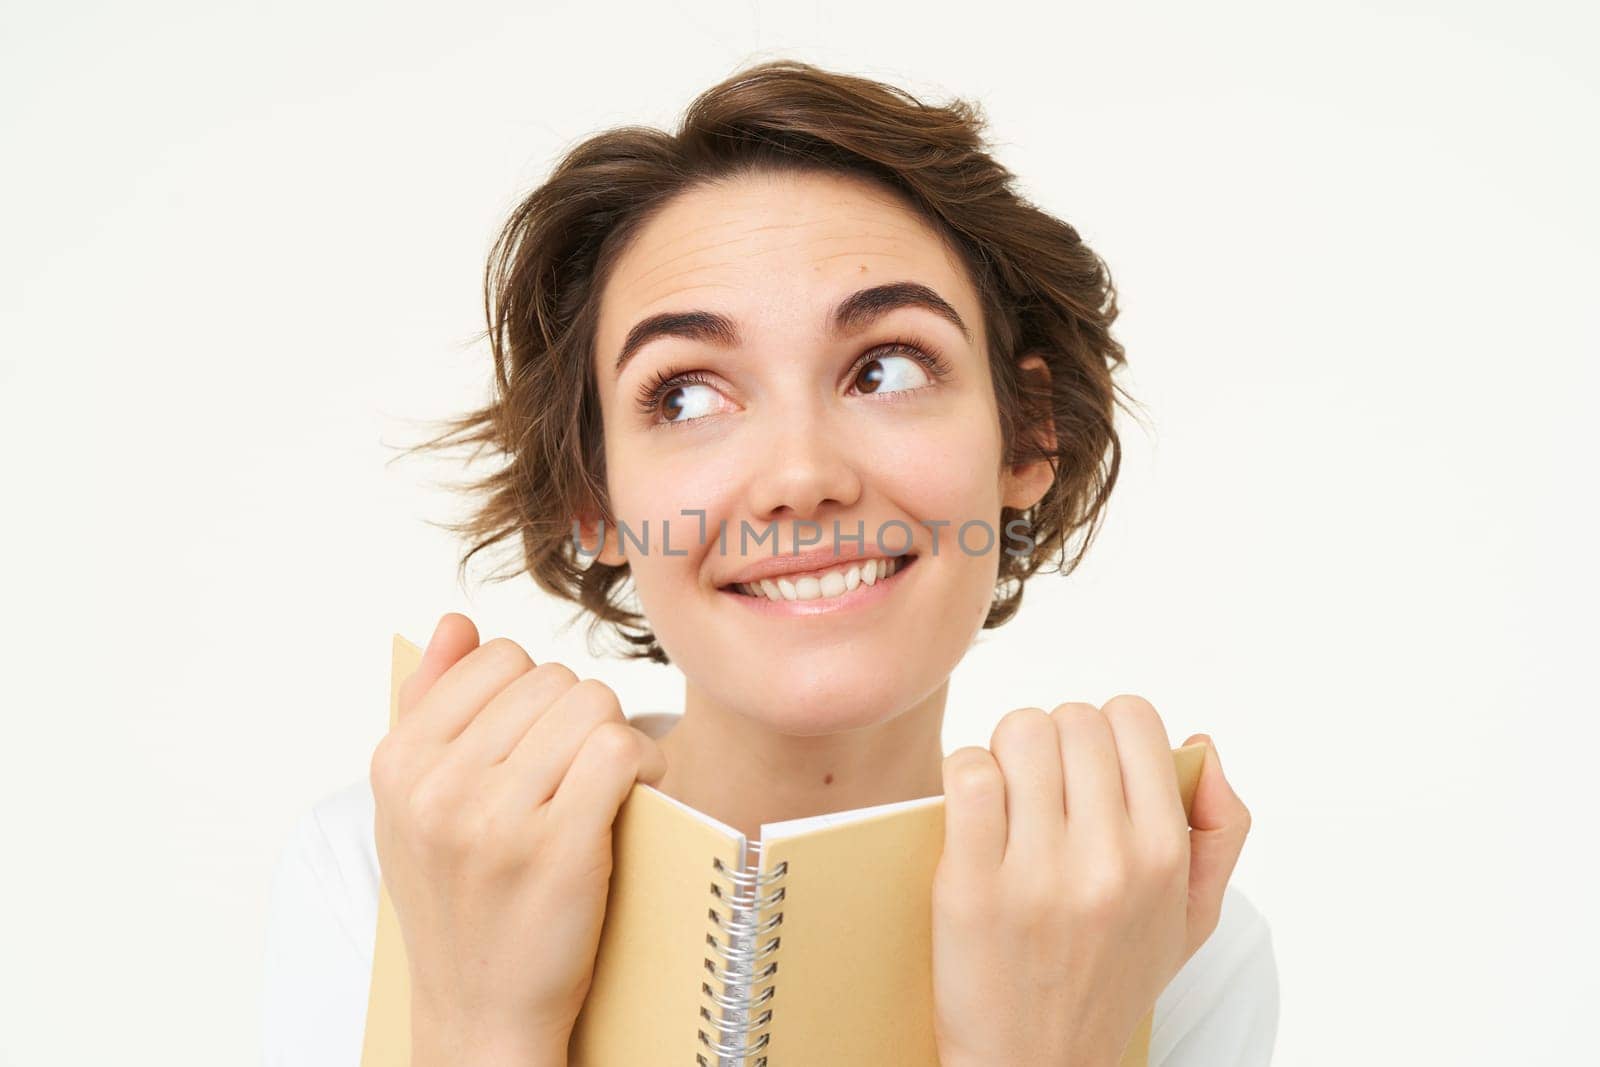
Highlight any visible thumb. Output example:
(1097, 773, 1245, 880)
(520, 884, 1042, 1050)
(1182, 735, 1252, 958)
(397, 612, 480, 719)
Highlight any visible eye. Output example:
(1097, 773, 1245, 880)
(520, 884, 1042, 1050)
(853, 348, 933, 396)
(849, 340, 951, 398)
(657, 378, 722, 425)
(635, 369, 732, 427)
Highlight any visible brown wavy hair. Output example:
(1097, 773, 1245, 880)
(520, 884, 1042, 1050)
(395, 58, 1134, 665)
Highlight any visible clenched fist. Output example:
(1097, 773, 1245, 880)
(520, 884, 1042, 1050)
(931, 696, 1252, 1066)
(369, 613, 669, 1066)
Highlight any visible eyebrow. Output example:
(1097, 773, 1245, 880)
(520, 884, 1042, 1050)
(611, 280, 973, 378)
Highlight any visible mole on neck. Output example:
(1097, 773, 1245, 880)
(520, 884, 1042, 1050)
(823, 773, 834, 785)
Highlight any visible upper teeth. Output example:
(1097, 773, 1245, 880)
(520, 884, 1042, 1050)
(736, 557, 906, 601)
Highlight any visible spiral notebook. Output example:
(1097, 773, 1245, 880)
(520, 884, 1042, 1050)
(362, 634, 1205, 1066)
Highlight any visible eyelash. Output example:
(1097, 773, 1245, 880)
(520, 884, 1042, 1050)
(633, 335, 954, 428)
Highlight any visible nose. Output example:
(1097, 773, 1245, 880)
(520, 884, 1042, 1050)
(743, 404, 863, 538)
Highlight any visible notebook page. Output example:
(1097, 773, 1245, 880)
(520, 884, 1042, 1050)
(568, 782, 746, 1065)
(757, 798, 947, 1065)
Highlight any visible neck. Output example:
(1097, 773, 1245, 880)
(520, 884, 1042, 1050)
(652, 679, 950, 844)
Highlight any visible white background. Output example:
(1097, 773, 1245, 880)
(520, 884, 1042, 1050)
(4, 1, 1596, 1063)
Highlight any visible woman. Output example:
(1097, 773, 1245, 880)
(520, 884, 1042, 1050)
(262, 59, 1278, 1065)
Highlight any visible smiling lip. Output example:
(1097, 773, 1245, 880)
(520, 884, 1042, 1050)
(719, 552, 918, 617)
(716, 546, 918, 588)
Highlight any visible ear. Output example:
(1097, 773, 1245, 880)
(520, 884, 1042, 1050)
(573, 507, 628, 568)
(1001, 352, 1059, 512)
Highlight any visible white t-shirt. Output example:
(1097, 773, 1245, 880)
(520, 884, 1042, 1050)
(261, 715, 1279, 1065)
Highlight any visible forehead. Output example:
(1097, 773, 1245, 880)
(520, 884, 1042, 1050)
(595, 170, 980, 373)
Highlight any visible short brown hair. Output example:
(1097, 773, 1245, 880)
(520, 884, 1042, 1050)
(400, 59, 1132, 664)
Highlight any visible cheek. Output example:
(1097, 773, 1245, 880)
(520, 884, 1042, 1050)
(613, 452, 731, 523)
(605, 436, 743, 582)
(872, 416, 1005, 539)
(874, 420, 1010, 609)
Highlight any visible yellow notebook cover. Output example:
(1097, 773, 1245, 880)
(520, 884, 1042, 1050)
(363, 635, 1204, 1066)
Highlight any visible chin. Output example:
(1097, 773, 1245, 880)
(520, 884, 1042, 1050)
(732, 677, 922, 737)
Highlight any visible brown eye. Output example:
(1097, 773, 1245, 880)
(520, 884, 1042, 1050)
(857, 360, 885, 394)
(637, 371, 721, 426)
(853, 351, 934, 396)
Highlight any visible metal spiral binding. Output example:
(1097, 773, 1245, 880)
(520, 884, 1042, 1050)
(696, 839, 788, 1066)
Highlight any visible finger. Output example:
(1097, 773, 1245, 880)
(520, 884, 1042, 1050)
(546, 720, 670, 841)
(397, 612, 480, 720)
(1050, 702, 1127, 834)
(1102, 695, 1186, 848)
(443, 661, 581, 771)
(988, 707, 1066, 867)
(1182, 734, 1251, 951)
(402, 635, 538, 748)
(940, 747, 1007, 875)
(500, 679, 639, 809)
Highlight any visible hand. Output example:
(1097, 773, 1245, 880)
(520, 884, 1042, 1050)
(930, 697, 1252, 1066)
(369, 612, 669, 1066)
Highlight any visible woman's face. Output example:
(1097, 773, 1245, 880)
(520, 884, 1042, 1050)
(587, 168, 1053, 735)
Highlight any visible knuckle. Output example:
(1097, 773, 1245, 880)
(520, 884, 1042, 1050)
(1143, 835, 1189, 881)
(368, 737, 407, 796)
(479, 636, 535, 674)
(1048, 701, 1100, 725)
(1077, 865, 1130, 917)
(943, 748, 1001, 799)
(944, 744, 992, 768)
(1101, 693, 1164, 732)
(567, 677, 625, 721)
(407, 774, 476, 853)
(1238, 801, 1254, 836)
(529, 660, 581, 691)
(583, 719, 638, 764)
(1050, 702, 1111, 744)
(368, 737, 393, 782)
(991, 706, 1051, 748)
